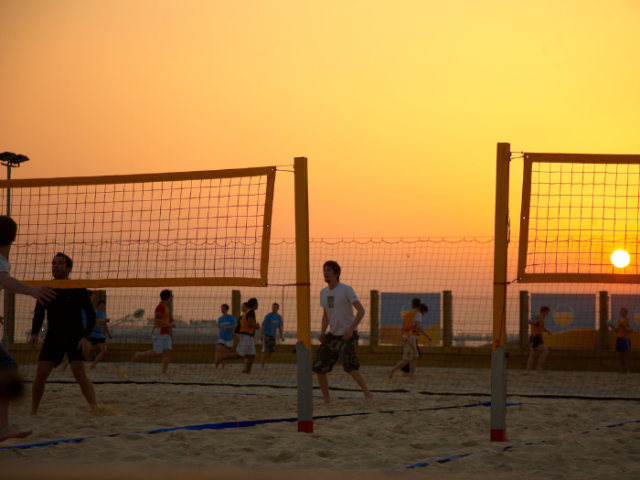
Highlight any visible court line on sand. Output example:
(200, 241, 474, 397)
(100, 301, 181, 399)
(0, 402, 520, 451)
(394, 418, 640, 470)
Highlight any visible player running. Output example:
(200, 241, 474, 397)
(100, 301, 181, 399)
(609, 307, 632, 374)
(29, 253, 99, 415)
(215, 303, 236, 369)
(216, 298, 260, 373)
(260, 302, 284, 367)
(387, 301, 432, 381)
(527, 305, 551, 374)
(312, 261, 374, 405)
(131, 290, 176, 374)
(89, 299, 112, 369)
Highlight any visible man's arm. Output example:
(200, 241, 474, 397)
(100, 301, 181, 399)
(318, 309, 329, 343)
(29, 302, 46, 348)
(343, 300, 365, 340)
(0, 272, 56, 305)
(417, 326, 432, 341)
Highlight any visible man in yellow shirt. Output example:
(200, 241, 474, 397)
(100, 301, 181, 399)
(527, 306, 551, 374)
(609, 307, 632, 374)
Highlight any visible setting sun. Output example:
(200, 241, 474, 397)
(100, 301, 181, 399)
(611, 249, 631, 269)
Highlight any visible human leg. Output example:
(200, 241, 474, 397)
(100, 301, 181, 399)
(131, 350, 161, 362)
(90, 342, 107, 369)
(31, 361, 55, 415)
(624, 351, 631, 374)
(388, 359, 410, 379)
(526, 348, 538, 372)
(316, 373, 331, 404)
(536, 345, 549, 373)
(243, 354, 255, 373)
(0, 372, 32, 441)
(348, 370, 374, 404)
(0, 349, 31, 442)
(69, 360, 98, 408)
(161, 349, 172, 374)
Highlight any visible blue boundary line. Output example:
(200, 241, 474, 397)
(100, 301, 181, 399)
(394, 418, 640, 469)
(0, 401, 519, 451)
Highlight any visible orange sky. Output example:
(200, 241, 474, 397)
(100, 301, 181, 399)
(1, 0, 639, 239)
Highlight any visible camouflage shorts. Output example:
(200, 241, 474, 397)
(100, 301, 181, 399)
(312, 332, 360, 374)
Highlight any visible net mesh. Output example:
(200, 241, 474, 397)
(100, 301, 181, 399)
(521, 156, 640, 279)
(5, 238, 640, 399)
(0, 170, 274, 285)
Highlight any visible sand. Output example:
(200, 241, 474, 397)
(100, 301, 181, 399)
(2, 367, 640, 479)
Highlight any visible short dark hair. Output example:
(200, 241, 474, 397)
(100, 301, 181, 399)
(160, 289, 172, 301)
(273, 303, 279, 308)
(323, 260, 341, 280)
(419, 303, 428, 314)
(247, 297, 258, 309)
(0, 216, 17, 246)
(87, 290, 94, 297)
(55, 252, 73, 270)
(97, 299, 106, 307)
(246, 310, 256, 320)
(411, 298, 421, 309)
(221, 303, 230, 310)
(540, 306, 550, 314)
(242, 302, 248, 308)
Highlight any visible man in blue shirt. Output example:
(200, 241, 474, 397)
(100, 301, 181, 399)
(216, 304, 237, 369)
(260, 303, 284, 367)
(89, 299, 112, 369)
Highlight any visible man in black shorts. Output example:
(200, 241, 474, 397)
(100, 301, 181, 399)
(29, 253, 99, 415)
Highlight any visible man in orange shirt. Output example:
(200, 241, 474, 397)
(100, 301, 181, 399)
(387, 301, 432, 381)
(610, 307, 632, 374)
(131, 290, 176, 374)
(527, 306, 551, 374)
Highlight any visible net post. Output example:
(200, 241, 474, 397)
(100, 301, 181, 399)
(370, 291, 379, 348)
(231, 290, 241, 321)
(598, 291, 609, 350)
(491, 142, 510, 442)
(294, 157, 313, 433)
(443, 291, 453, 347)
(519, 291, 529, 351)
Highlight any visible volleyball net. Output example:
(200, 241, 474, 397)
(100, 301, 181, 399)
(1, 167, 276, 288)
(4, 236, 640, 399)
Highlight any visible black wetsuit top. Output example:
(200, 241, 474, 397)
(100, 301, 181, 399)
(31, 288, 96, 340)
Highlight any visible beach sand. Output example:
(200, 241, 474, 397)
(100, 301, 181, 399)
(2, 366, 640, 479)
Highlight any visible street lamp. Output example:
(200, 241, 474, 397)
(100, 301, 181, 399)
(0, 152, 30, 350)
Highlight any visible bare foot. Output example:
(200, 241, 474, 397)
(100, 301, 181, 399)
(131, 352, 140, 363)
(0, 425, 33, 442)
(29, 410, 38, 417)
(537, 369, 547, 374)
(387, 370, 393, 380)
(364, 396, 376, 406)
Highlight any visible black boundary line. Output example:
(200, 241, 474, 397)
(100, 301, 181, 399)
(33, 381, 640, 401)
